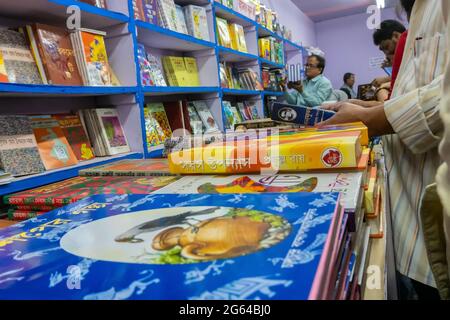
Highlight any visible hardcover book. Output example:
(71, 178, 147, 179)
(145, 103, 172, 142)
(0, 192, 342, 300)
(3, 176, 179, 206)
(31, 116, 79, 170)
(93, 109, 131, 155)
(0, 29, 43, 84)
(0, 50, 8, 82)
(270, 102, 336, 125)
(184, 5, 210, 42)
(53, 114, 95, 161)
(0, 116, 45, 177)
(79, 159, 172, 177)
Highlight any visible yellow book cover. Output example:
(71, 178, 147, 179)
(80, 31, 113, 86)
(216, 17, 232, 48)
(183, 57, 200, 86)
(162, 57, 177, 86)
(169, 131, 362, 174)
(266, 9, 273, 31)
(364, 165, 378, 215)
(229, 24, 247, 53)
(162, 56, 189, 86)
(0, 51, 8, 83)
(259, 38, 271, 60)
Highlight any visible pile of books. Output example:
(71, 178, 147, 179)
(223, 100, 260, 129)
(220, 63, 262, 91)
(0, 25, 118, 86)
(0, 109, 130, 179)
(262, 67, 284, 91)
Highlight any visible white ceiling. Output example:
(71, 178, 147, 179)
(292, 0, 399, 22)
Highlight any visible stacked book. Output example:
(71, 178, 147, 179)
(220, 63, 262, 91)
(223, 100, 260, 130)
(3, 173, 178, 221)
(162, 56, 200, 87)
(259, 36, 284, 65)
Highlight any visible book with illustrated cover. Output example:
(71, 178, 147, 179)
(184, 5, 210, 42)
(0, 116, 45, 177)
(168, 131, 362, 174)
(175, 5, 189, 35)
(231, 105, 244, 124)
(93, 109, 131, 155)
(132, 0, 145, 20)
(237, 102, 252, 121)
(137, 44, 155, 86)
(229, 23, 247, 52)
(216, 17, 231, 48)
(0, 192, 343, 300)
(53, 114, 95, 161)
(222, 101, 236, 129)
(146, 103, 172, 142)
(0, 29, 43, 84)
(156, 173, 363, 213)
(157, 0, 181, 32)
(0, 50, 8, 82)
(144, 107, 163, 148)
(30, 116, 79, 170)
(71, 29, 114, 86)
(191, 101, 220, 133)
(186, 103, 203, 135)
(271, 102, 336, 126)
(147, 52, 167, 86)
(27, 24, 83, 86)
(79, 159, 172, 177)
(219, 63, 229, 88)
(142, 0, 158, 25)
(3, 176, 179, 206)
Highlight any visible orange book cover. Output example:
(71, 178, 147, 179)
(31, 116, 79, 170)
(80, 30, 113, 86)
(0, 51, 8, 83)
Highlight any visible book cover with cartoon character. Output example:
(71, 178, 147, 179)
(0, 192, 343, 300)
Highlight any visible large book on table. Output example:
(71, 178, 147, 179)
(3, 175, 179, 206)
(0, 29, 42, 84)
(70, 29, 114, 86)
(26, 24, 83, 86)
(168, 131, 363, 174)
(184, 5, 210, 41)
(30, 116, 79, 170)
(53, 114, 95, 161)
(0, 116, 45, 177)
(0, 192, 343, 300)
(79, 159, 172, 177)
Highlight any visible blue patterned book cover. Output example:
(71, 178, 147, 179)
(270, 102, 335, 126)
(0, 192, 341, 300)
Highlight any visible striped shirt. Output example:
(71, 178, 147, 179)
(383, 0, 448, 286)
(436, 0, 450, 275)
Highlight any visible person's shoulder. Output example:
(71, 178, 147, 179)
(319, 75, 333, 87)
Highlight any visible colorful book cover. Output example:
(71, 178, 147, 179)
(0, 48, 9, 82)
(216, 17, 231, 48)
(0, 192, 341, 300)
(147, 52, 167, 86)
(78, 30, 114, 86)
(186, 104, 203, 135)
(223, 101, 237, 129)
(79, 159, 172, 177)
(132, 0, 145, 20)
(0, 116, 45, 177)
(4, 176, 179, 206)
(137, 44, 155, 86)
(237, 102, 252, 121)
(144, 107, 163, 148)
(229, 23, 247, 53)
(168, 131, 362, 174)
(145, 103, 172, 142)
(142, 0, 158, 25)
(192, 101, 220, 133)
(184, 5, 210, 42)
(94, 109, 131, 155)
(156, 172, 363, 213)
(53, 114, 95, 161)
(31, 116, 79, 170)
(0, 29, 43, 84)
(31, 24, 83, 85)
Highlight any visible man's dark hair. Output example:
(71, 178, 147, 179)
(309, 54, 325, 74)
(400, 0, 415, 19)
(343, 72, 354, 83)
(373, 20, 406, 46)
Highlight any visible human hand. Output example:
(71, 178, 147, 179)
(278, 79, 287, 92)
(288, 81, 303, 93)
(319, 102, 365, 125)
(371, 76, 390, 88)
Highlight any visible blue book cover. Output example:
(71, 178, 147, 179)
(0, 192, 341, 300)
(270, 102, 335, 126)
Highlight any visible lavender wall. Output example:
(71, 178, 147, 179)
(315, 7, 406, 89)
(262, 0, 317, 47)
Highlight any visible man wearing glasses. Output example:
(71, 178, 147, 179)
(280, 54, 333, 107)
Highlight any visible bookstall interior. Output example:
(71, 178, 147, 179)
(0, 0, 398, 301)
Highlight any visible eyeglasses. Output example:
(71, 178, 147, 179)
(305, 64, 319, 69)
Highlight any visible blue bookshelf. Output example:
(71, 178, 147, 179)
(0, 0, 305, 193)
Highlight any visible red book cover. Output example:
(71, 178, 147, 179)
(164, 100, 192, 134)
(4, 176, 180, 206)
